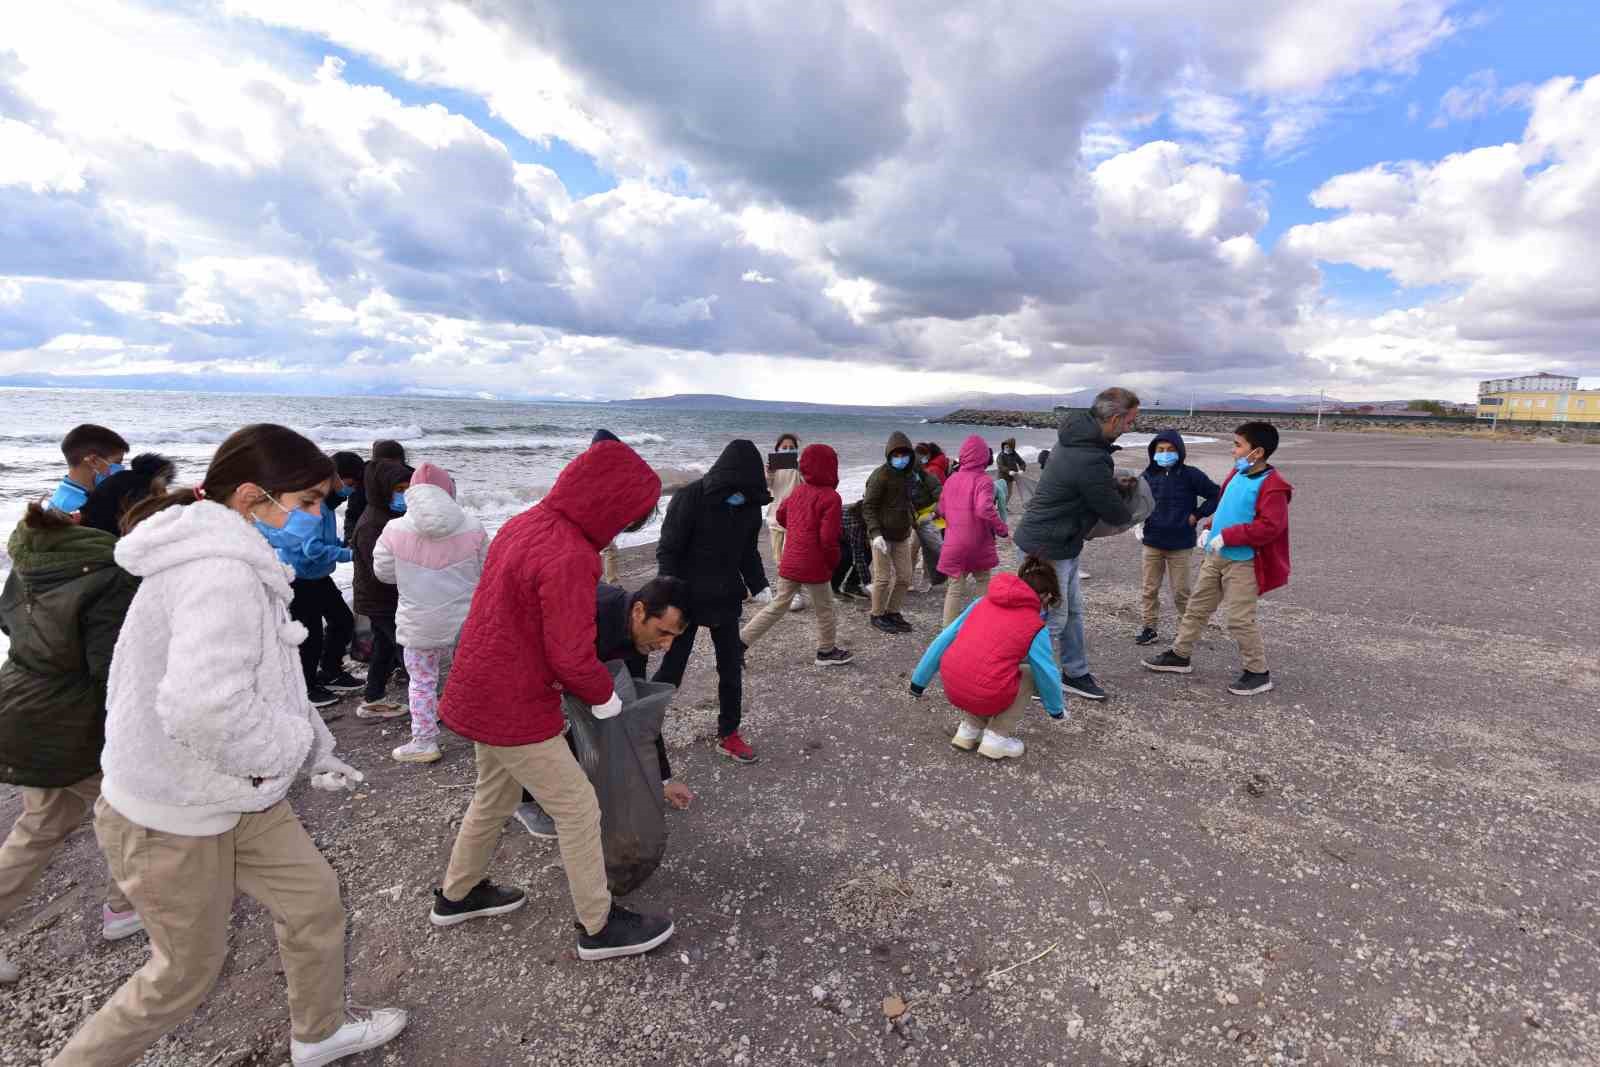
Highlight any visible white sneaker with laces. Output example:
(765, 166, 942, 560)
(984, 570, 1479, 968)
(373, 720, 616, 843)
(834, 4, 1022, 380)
(950, 721, 983, 751)
(102, 906, 144, 941)
(391, 738, 441, 763)
(977, 731, 1025, 760)
(290, 1006, 408, 1067)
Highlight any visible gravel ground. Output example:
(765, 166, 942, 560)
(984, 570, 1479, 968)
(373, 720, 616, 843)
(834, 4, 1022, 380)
(3, 431, 1597, 1066)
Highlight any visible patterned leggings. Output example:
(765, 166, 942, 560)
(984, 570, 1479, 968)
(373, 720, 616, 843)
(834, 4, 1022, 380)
(403, 647, 449, 741)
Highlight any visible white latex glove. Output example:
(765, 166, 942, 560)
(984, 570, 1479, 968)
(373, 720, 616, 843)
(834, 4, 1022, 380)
(752, 587, 774, 605)
(592, 690, 623, 720)
(871, 535, 890, 556)
(1203, 531, 1226, 556)
(309, 754, 364, 792)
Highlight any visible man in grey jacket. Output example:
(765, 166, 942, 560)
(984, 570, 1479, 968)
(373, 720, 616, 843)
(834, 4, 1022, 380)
(1013, 387, 1140, 702)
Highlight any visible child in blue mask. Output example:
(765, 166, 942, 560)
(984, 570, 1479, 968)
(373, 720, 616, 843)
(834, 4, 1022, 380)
(47, 424, 130, 518)
(1134, 430, 1221, 647)
(351, 459, 414, 718)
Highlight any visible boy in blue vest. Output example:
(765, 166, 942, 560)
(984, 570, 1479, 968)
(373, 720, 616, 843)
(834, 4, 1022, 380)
(47, 424, 129, 517)
(1135, 430, 1221, 646)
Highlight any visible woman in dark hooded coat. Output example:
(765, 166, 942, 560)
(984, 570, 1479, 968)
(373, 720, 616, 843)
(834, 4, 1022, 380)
(652, 440, 770, 763)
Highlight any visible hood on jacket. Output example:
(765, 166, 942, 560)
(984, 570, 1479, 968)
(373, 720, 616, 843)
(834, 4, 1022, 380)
(114, 499, 292, 594)
(592, 428, 621, 445)
(365, 459, 413, 516)
(404, 483, 471, 539)
(1057, 410, 1112, 450)
(798, 443, 839, 489)
(702, 440, 772, 505)
(1146, 429, 1187, 465)
(7, 518, 119, 579)
(544, 439, 663, 549)
(958, 435, 990, 471)
(412, 461, 456, 498)
(884, 431, 914, 462)
(986, 572, 1042, 613)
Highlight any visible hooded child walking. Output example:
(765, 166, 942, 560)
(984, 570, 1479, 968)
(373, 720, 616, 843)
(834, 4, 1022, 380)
(352, 458, 412, 718)
(862, 432, 921, 634)
(1134, 430, 1221, 646)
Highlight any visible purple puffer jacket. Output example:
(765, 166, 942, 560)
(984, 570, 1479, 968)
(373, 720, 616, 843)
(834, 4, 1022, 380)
(935, 435, 1009, 577)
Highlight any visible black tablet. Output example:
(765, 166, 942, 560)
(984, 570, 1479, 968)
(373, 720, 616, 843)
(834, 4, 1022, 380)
(768, 450, 799, 471)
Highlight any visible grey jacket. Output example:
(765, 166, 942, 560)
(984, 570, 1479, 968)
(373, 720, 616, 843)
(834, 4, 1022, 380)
(1013, 411, 1133, 562)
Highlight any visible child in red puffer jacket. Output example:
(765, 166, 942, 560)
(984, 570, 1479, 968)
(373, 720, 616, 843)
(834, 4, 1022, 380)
(909, 556, 1066, 760)
(739, 444, 853, 667)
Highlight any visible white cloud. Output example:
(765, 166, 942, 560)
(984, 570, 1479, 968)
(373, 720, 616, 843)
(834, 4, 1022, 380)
(1431, 69, 1533, 128)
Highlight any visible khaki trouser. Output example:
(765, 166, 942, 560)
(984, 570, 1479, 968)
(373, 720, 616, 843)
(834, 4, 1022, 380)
(941, 569, 993, 628)
(870, 536, 915, 616)
(601, 542, 620, 584)
(1140, 546, 1195, 628)
(960, 664, 1035, 738)
(1173, 554, 1267, 673)
(442, 736, 611, 934)
(740, 578, 837, 650)
(767, 526, 786, 573)
(52, 799, 345, 1066)
(0, 773, 130, 921)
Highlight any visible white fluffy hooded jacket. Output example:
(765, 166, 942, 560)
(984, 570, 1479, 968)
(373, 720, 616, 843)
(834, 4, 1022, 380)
(373, 483, 488, 649)
(101, 500, 337, 835)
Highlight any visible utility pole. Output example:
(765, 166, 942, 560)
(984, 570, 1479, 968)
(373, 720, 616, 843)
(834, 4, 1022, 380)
(1188, 392, 1194, 417)
(1316, 387, 1324, 430)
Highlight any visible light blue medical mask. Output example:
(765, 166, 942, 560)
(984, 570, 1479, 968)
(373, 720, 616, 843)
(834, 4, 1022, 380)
(1234, 455, 1255, 473)
(333, 486, 352, 501)
(390, 491, 408, 514)
(1154, 451, 1179, 468)
(890, 455, 911, 471)
(254, 498, 320, 543)
(726, 492, 746, 507)
(94, 462, 125, 487)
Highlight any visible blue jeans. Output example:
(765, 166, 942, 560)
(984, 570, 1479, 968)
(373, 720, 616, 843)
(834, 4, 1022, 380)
(1047, 556, 1088, 679)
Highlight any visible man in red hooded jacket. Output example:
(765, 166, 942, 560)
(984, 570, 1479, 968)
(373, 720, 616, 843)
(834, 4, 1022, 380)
(428, 438, 676, 962)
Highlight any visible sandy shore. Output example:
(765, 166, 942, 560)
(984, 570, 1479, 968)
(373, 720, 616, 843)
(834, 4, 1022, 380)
(4, 430, 1598, 1065)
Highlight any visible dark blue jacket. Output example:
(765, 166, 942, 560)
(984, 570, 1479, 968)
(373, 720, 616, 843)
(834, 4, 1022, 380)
(1140, 430, 1221, 551)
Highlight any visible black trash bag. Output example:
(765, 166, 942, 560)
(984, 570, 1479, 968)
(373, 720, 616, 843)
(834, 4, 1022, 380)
(565, 661, 675, 896)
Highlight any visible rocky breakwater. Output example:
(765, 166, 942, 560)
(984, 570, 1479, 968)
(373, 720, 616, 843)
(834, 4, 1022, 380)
(934, 409, 1600, 442)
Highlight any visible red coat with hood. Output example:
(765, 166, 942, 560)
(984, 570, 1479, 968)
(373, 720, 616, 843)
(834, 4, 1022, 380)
(440, 441, 661, 746)
(1214, 467, 1293, 595)
(775, 444, 842, 584)
(940, 574, 1046, 716)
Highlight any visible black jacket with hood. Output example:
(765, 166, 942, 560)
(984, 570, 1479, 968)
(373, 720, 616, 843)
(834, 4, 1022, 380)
(656, 440, 770, 624)
(1140, 430, 1222, 551)
(862, 431, 920, 542)
(1014, 411, 1133, 562)
(0, 514, 140, 787)
(352, 458, 412, 616)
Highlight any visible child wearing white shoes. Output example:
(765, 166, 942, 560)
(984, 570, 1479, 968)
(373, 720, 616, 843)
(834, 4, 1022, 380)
(909, 555, 1065, 759)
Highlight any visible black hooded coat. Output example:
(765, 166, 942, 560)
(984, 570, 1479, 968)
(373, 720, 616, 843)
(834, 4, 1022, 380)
(656, 440, 770, 624)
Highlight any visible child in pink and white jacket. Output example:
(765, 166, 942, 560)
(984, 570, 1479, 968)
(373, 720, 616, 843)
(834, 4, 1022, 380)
(373, 463, 487, 763)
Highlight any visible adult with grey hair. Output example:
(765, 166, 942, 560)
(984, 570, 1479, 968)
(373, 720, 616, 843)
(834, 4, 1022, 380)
(1013, 387, 1140, 702)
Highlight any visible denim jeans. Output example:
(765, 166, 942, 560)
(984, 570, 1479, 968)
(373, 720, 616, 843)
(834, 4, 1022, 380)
(1046, 556, 1088, 679)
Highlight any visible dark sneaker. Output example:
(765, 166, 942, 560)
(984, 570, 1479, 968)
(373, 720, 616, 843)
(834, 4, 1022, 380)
(870, 615, 900, 634)
(429, 880, 526, 928)
(814, 647, 855, 667)
(840, 583, 867, 601)
(512, 802, 557, 840)
(319, 670, 365, 693)
(1142, 650, 1194, 674)
(718, 731, 758, 763)
(1134, 627, 1159, 646)
(576, 903, 675, 961)
(887, 612, 914, 633)
(1228, 671, 1274, 695)
(306, 686, 340, 709)
(1062, 673, 1107, 701)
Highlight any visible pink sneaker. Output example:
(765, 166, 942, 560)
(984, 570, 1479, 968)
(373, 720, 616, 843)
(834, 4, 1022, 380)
(102, 906, 144, 942)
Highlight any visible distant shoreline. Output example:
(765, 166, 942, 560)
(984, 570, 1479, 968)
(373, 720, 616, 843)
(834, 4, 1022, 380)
(932, 408, 1600, 443)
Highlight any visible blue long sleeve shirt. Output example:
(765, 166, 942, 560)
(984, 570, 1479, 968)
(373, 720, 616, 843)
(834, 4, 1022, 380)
(911, 603, 1066, 718)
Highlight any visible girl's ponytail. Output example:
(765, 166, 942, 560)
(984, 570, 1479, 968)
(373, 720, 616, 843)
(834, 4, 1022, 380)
(1017, 554, 1062, 610)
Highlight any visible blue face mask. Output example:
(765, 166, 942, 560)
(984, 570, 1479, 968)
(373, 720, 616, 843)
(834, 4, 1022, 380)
(333, 486, 352, 501)
(254, 500, 321, 544)
(1154, 451, 1179, 468)
(390, 491, 408, 514)
(890, 455, 911, 471)
(1234, 455, 1255, 473)
(94, 462, 125, 487)
(726, 492, 746, 507)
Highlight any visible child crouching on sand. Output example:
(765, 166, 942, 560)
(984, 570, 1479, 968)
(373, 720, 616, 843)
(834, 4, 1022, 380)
(909, 555, 1065, 760)
(374, 462, 488, 762)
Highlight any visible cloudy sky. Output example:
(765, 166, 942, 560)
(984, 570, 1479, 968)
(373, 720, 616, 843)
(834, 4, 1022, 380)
(2, 1, 1597, 404)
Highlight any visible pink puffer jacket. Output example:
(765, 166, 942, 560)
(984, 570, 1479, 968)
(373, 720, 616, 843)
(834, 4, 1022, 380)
(935, 435, 1008, 577)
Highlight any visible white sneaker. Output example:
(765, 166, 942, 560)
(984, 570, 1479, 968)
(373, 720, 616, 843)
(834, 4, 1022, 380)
(1078, 569, 1092, 580)
(977, 732, 1025, 760)
(950, 721, 983, 751)
(102, 905, 144, 941)
(0, 951, 18, 984)
(356, 700, 407, 720)
(788, 591, 807, 613)
(391, 739, 441, 763)
(290, 1006, 408, 1067)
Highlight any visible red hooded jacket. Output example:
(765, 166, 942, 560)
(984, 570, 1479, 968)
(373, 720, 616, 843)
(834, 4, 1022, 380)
(440, 441, 662, 746)
(775, 444, 842, 584)
(1215, 467, 1293, 595)
(940, 574, 1046, 716)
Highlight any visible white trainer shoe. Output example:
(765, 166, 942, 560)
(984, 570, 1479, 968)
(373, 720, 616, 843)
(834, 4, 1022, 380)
(950, 721, 983, 751)
(977, 732, 1025, 760)
(102, 906, 145, 941)
(391, 739, 441, 763)
(290, 1006, 408, 1066)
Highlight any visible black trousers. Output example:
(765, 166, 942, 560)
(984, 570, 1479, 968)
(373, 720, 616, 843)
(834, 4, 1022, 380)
(289, 577, 354, 688)
(653, 620, 743, 738)
(365, 614, 400, 702)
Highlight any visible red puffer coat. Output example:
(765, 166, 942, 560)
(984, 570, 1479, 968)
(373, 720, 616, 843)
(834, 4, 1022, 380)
(776, 444, 842, 584)
(941, 574, 1046, 716)
(440, 441, 662, 746)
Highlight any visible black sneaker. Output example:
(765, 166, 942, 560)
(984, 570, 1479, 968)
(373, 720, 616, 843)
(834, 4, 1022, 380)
(576, 903, 675, 961)
(429, 880, 527, 928)
(306, 686, 340, 709)
(870, 615, 900, 634)
(1142, 650, 1194, 674)
(319, 670, 365, 693)
(1062, 673, 1107, 700)
(887, 613, 914, 633)
(814, 647, 855, 667)
(840, 583, 867, 600)
(1228, 671, 1274, 695)
(1134, 627, 1159, 646)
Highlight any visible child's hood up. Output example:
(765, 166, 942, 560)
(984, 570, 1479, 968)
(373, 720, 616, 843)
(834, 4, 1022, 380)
(798, 443, 839, 489)
(986, 572, 1042, 613)
(1145, 429, 1187, 465)
(957, 434, 990, 471)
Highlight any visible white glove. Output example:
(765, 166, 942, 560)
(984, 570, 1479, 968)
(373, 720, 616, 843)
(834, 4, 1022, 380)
(310, 754, 364, 792)
(753, 587, 774, 605)
(1203, 531, 1226, 555)
(871, 535, 890, 556)
(592, 690, 623, 720)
